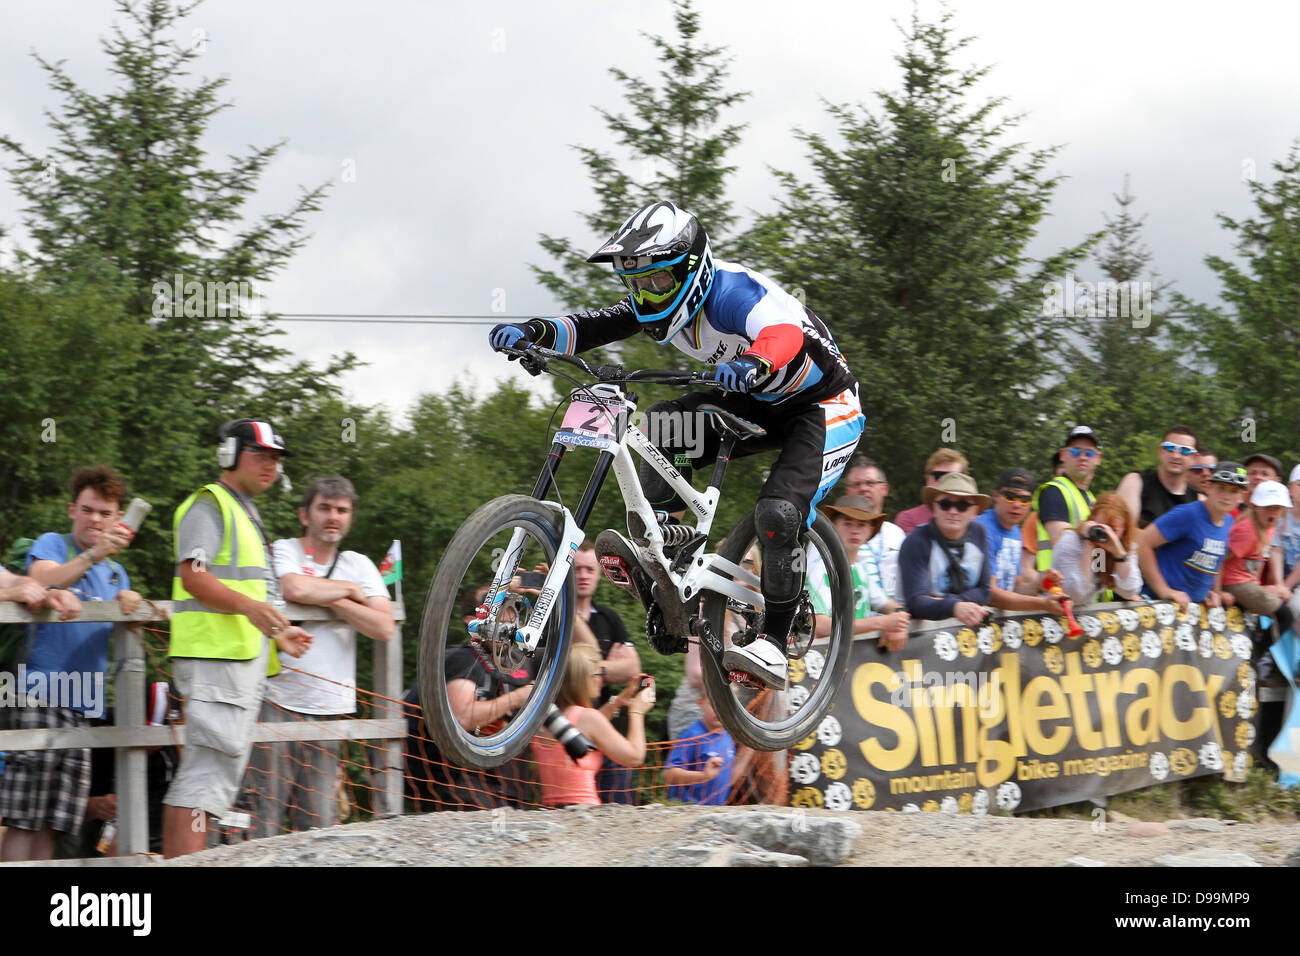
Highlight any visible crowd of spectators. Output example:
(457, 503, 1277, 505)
(5, 416, 1300, 857)
(836, 422, 1299, 775)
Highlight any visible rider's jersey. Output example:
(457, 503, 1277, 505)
(532, 261, 857, 405)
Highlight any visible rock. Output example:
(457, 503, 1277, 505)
(1062, 856, 1108, 867)
(690, 812, 860, 866)
(1166, 818, 1227, 833)
(1155, 849, 1260, 867)
(1284, 846, 1300, 866)
(730, 849, 809, 867)
(1126, 821, 1168, 838)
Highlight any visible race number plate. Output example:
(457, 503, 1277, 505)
(556, 397, 623, 451)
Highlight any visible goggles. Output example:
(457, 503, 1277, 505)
(1066, 447, 1099, 459)
(617, 256, 684, 313)
(1209, 467, 1249, 488)
(1161, 441, 1196, 456)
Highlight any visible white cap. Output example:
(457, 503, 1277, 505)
(1250, 480, 1292, 509)
(1289, 464, 1300, 485)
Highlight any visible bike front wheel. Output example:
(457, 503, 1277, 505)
(699, 509, 855, 751)
(418, 494, 575, 770)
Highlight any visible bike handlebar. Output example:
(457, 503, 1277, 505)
(500, 343, 720, 388)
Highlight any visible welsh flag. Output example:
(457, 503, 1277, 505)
(378, 540, 402, 586)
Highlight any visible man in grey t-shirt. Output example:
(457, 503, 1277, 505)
(245, 476, 394, 835)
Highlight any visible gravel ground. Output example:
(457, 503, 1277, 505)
(132, 805, 1300, 867)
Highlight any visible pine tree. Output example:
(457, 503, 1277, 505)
(737, 8, 1095, 502)
(1179, 145, 1300, 465)
(1, 0, 356, 592)
(531, 0, 747, 326)
(1044, 177, 1195, 485)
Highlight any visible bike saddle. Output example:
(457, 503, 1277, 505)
(698, 404, 767, 440)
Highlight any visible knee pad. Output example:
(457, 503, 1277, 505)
(754, 497, 804, 602)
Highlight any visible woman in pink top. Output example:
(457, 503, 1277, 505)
(531, 644, 655, 807)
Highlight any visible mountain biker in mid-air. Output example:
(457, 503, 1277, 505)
(489, 201, 864, 689)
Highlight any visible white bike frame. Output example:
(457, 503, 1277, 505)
(495, 385, 763, 652)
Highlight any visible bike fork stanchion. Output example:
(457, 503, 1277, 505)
(531, 442, 567, 499)
(573, 450, 616, 529)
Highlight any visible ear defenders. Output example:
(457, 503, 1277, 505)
(217, 434, 241, 469)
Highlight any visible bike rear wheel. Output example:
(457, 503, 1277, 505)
(699, 509, 854, 751)
(418, 494, 575, 770)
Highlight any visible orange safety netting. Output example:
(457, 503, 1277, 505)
(136, 626, 787, 844)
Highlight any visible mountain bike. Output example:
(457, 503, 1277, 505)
(418, 344, 855, 769)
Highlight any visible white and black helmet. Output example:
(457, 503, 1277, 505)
(587, 201, 715, 344)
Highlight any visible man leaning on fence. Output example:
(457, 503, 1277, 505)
(0, 466, 133, 862)
(162, 419, 311, 858)
(244, 476, 394, 837)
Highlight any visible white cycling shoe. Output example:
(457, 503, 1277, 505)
(722, 637, 788, 690)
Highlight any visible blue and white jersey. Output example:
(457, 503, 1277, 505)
(535, 261, 858, 405)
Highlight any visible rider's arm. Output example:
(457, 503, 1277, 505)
(519, 301, 642, 355)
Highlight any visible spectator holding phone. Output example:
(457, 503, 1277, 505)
(530, 645, 654, 807)
(1051, 492, 1142, 605)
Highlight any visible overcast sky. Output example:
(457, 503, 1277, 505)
(4, 0, 1298, 420)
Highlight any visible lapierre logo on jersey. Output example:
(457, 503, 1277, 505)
(824, 453, 851, 473)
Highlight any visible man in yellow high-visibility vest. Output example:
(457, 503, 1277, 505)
(162, 419, 311, 858)
(1032, 426, 1102, 573)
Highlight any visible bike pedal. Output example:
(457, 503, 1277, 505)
(727, 669, 765, 690)
(598, 554, 635, 588)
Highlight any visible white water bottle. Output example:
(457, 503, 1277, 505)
(114, 497, 152, 541)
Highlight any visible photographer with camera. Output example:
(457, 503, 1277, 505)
(1050, 492, 1142, 606)
(530, 644, 655, 807)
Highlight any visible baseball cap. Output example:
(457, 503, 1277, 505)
(222, 419, 291, 456)
(1250, 480, 1292, 509)
(995, 468, 1035, 492)
(1242, 452, 1282, 475)
(1063, 425, 1100, 447)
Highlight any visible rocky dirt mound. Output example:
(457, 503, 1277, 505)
(152, 805, 1300, 867)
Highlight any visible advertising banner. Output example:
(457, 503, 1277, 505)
(788, 601, 1258, 813)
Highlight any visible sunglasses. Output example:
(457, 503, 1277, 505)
(1161, 442, 1196, 456)
(935, 498, 974, 513)
(999, 491, 1032, 504)
(1065, 447, 1099, 459)
(1189, 464, 1214, 473)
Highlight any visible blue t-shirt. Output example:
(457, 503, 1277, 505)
(1144, 501, 1231, 603)
(665, 720, 737, 806)
(975, 510, 1022, 591)
(22, 532, 128, 714)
